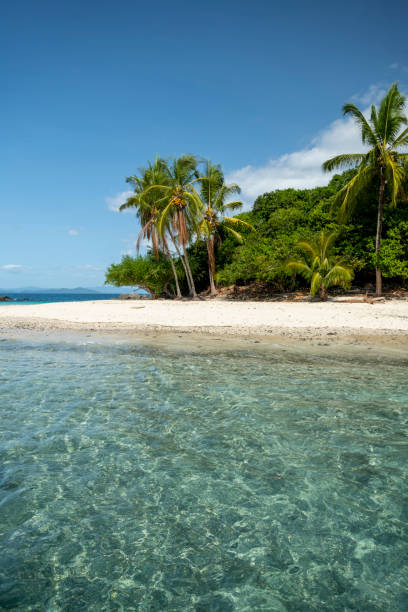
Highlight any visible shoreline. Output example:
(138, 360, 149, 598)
(1, 299, 408, 360)
(0, 298, 408, 334)
(2, 326, 408, 365)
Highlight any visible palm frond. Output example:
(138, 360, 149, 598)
(384, 154, 406, 206)
(391, 126, 408, 149)
(377, 82, 407, 144)
(310, 272, 322, 297)
(342, 103, 378, 147)
(198, 161, 224, 205)
(297, 240, 318, 258)
(183, 190, 204, 216)
(125, 175, 144, 187)
(172, 154, 198, 186)
(286, 260, 312, 278)
(321, 231, 337, 256)
(119, 195, 140, 211)
(223, 216, 255, 231)
(311, 255, 320, 271)
(289, 232, 354, 297)
(143, 184, 172, 197)
(216, 183, 241, 201)
(158, 200, 174, 236)
(324, 264, 353, 288)
(370, 104, 379, 136)
(333, 165, 374, 221)
(322, 153, 366, 172)
(224, 226, 244, 243)
(220, 201, 243, 212)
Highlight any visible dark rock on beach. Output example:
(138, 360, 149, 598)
(118, 293, 149, 300)
(0, 296, 12, 301)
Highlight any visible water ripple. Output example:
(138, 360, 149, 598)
(0, 339, 407, 610)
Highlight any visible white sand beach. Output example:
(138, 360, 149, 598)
(0, 299, 408, 339)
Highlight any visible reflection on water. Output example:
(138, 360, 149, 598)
(0, 338, 407, 610)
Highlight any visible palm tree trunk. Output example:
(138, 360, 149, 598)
(169, 256, 182, 299)
(206, 237, 217, 296)
(183, 253, 195, 296)
(183, 247, 197, 297)
(208, 265, 216, 296)
(163, 241, 181, 298)
(168, 229, 192, 295)
(375, 168, 386, 297)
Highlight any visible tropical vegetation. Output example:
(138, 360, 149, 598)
(105, 253, 176, 299)
(120, 157, 183, 298)
(190, 161, 254, 295)
(286, 232, 353, 299)
(322, 82, 408, 296)
(106, 83, 408, 299)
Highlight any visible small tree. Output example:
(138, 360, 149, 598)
(286, 232, 353, 299)
(105, 254, 175, 299)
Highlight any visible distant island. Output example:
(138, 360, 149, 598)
(0, 286, 134, 294)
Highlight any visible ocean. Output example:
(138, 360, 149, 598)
(0, 336, 407, 610)
(0, 293, 126, 305)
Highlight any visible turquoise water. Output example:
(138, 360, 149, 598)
(0, 293, 124, 305)
(0, 337, 407, 611)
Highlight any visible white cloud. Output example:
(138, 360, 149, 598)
(106, 190, 134, 213)
(351, 84, 386, 106)
(0, 264, 23, 272)
(226, 116, 365, 206)
(390, 62, 408, 73)
(68, 228, 79, 236)
(227, 85, 408, 208)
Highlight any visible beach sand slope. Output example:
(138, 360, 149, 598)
(0, 299, 407, 337)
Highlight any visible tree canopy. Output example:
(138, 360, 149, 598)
(322, 82, 408, 295)
(106, 165, 408, 297)
(106, 85, 408, 299)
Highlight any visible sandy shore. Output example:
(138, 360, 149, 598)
(0, 298, 408, 338)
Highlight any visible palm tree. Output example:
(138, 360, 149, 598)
(322, 82, 408, 296)
(286, 232, 353, 299)
(146, 155, 201, 297)
(193, 161, 253, 295)
(120, 158, 182, 298)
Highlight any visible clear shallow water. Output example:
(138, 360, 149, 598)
(0, 338, 407, 611)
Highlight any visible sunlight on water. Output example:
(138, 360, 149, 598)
(0, 338, 407, 610)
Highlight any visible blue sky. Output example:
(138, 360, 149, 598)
(1, 0, 408, 287)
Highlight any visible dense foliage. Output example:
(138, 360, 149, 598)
(106, 85, 408, 297)
(106, 168, 408, 296)
(106, 155, 250, 298)
(216, 171, 408, 291)
(105, 254, 177, 298)
(322, 82, 408, 295)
